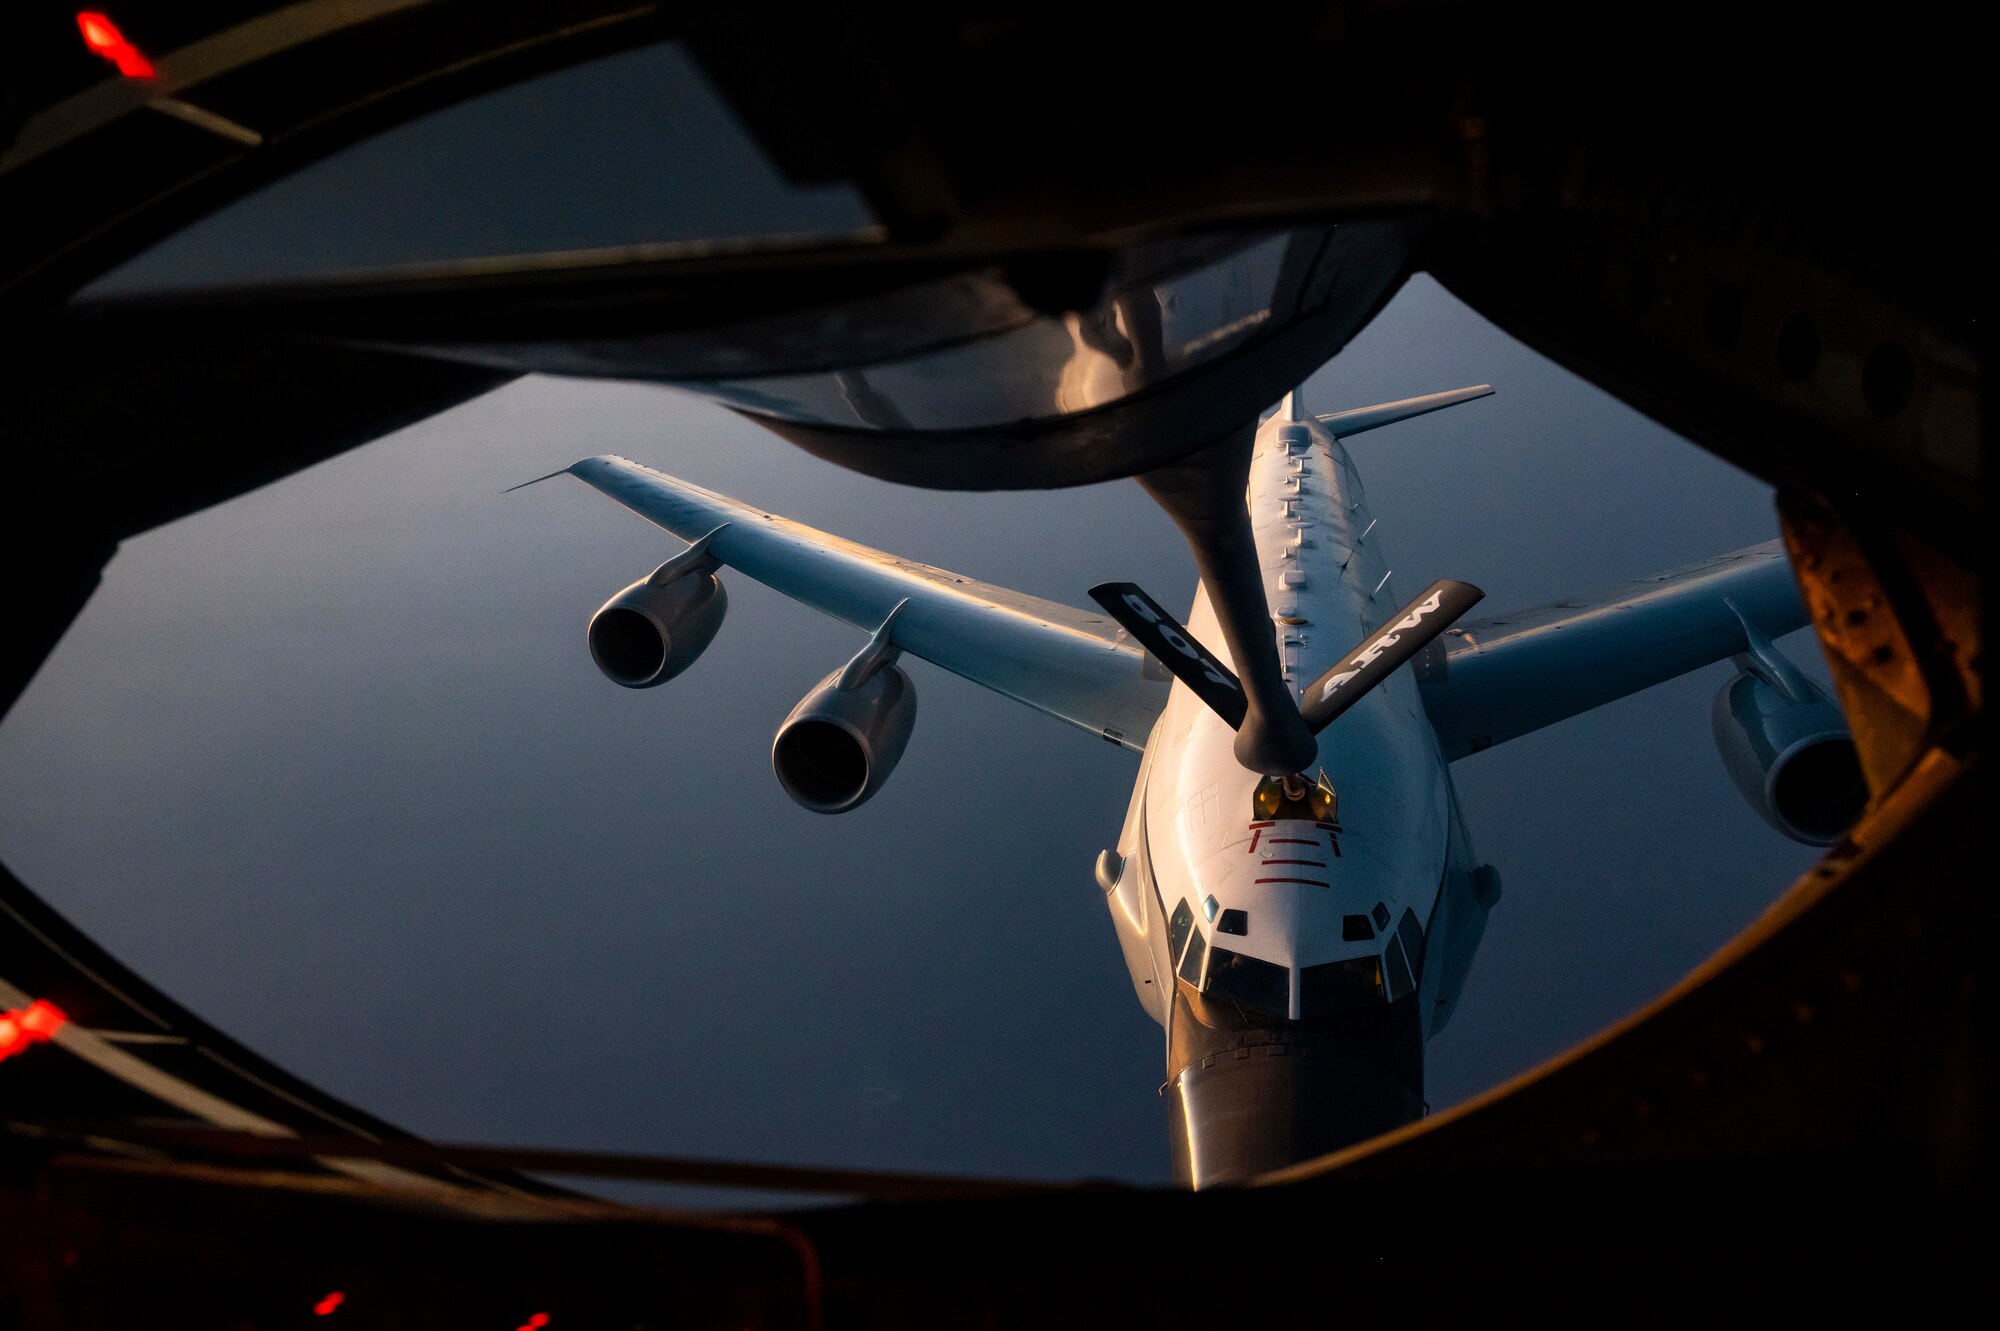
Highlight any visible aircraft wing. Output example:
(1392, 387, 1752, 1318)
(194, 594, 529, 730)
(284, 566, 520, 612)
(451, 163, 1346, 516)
(1419, 539, 1809, 760)
(565, 456, 1168, 750)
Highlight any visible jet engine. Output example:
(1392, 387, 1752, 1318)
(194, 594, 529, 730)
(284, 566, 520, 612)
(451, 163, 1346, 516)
(772, 662, 917, 814)
(586, 568, 727, 688)
(1711, 668, 1865, 846)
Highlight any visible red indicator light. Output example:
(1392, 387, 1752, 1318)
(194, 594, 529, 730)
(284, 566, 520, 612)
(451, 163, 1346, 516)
(0, 1000, 68, 1063)
(516, 1315, 550, 1330)
(76, 12, 155, 78)
(313, 1290, 345, 1316)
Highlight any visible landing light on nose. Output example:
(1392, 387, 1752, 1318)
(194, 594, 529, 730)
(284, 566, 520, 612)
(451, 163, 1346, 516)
(1252, 771, 1339, 822)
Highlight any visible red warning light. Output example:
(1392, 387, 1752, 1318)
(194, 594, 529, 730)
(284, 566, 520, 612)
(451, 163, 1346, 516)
(76, 12, 156, 78)
(516, 1315, 550, 1330)
(313, 1290, 346, 1316)
(0, 1000, 68, 1064)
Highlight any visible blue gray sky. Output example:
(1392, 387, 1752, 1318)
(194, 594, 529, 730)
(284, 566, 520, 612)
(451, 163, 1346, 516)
(0, 274, 1828, 1195)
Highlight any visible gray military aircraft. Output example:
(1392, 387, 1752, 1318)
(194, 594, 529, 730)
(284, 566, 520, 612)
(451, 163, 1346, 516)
(535, 385, 1862, 1185)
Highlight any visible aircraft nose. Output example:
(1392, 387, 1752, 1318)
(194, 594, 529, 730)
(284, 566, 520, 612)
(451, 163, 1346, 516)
(1166, 990, 1424, 1187)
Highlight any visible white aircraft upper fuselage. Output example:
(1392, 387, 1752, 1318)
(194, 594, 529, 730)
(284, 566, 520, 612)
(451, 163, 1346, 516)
(1104, 410, 1483, 1043)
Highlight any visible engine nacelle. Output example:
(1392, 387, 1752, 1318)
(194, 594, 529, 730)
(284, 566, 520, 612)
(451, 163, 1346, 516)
(771, 663, 916, 813)
(586, 570, 727, 688)
(1711, 669, 1865, 846)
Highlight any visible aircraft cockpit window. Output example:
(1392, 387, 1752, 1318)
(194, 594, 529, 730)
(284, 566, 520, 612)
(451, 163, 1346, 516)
(1384, 937, 1415, 1001)
(1397, 908, 1426, 979)
(1252, 771, 1338, 822)
(1178, 929, 1208, 986)
(1216, 908, 1248, 936)
(1300, 956, 1384, 1015)
(1168, 899, 1196, 967)
(1204, 947, 1289, 1015)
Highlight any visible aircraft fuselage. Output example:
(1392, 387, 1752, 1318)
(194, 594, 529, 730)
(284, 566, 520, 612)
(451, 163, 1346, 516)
(1100, 412, 1495, 1186)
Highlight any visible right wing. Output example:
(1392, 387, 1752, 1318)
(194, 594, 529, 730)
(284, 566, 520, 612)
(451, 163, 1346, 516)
(1419, 539, 1809, 760)
(566, 456, 1168, 750)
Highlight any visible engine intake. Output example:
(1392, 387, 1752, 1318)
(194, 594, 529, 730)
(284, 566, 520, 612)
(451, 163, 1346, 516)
(1712, 668, 1864, 846)
(587, 569, 727, 688)
(772, 662, 916, 813)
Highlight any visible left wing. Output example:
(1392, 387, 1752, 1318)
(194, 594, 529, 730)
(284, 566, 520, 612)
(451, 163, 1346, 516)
(565, 456, 1168, 749)
(1420, 539, 1810, 760)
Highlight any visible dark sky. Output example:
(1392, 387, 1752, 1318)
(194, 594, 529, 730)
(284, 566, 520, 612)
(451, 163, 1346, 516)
(0, 275, 1830, 1197)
